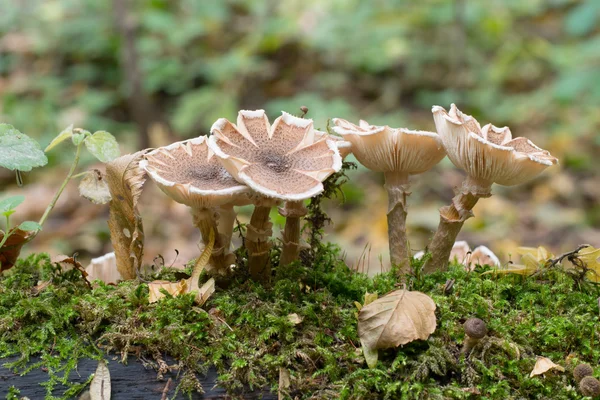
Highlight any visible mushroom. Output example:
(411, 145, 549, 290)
(574, 364, 595, 383)
(140, 137, 250, 275)
(423, 104, 558, 274)
(580, 376, 600, 398)
(462, 318, 487, 354)
(331, 118, 445, 273)
(209, 110, 342, 279)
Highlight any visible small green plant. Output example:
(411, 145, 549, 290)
(0, 124, 119, 270)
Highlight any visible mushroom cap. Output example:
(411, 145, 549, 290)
(316, 130, 353, 159)
(331, 118, 445, 174)
(470, 245, 501, 267)
(140, 137, 250, 209)
(580, 376, 600, 397)
(432, 104, 558, 186)
(463, 318, 488, 339)
(574, 364, 595, 383)
(208, 110, 342, 201)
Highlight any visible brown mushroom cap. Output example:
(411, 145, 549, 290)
(432, 104, 558, 187)
(209, 110, 342, 201)
(580, 376, 600, 397)
(463, 318, 488, 339)
(574, 364, 595, 383)
(140, 137, 250, 209)
(331, 118, 445, 174)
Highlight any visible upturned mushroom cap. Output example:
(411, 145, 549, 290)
(316, 131, 352, 159)
(140, 137, 250, 209)
(464, 318, 487, 339)
(432, 104, 558, 186)
(574, 364, 595, 383)
(209, 110, 342, 201)
(470, 245, 501, 267)
(580, 376, 600, 397)
(331, 118, 445, 174)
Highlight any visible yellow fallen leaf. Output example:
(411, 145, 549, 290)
(287, 313, 303, 325)
(530, 356, 565, 377)
(577, 246, 600, 283)
(148, 279, 188, 303)
(481, 263, 537, 276)
(364, 292, 378, 306)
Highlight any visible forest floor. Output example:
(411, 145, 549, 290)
(1, 247, 600, 400)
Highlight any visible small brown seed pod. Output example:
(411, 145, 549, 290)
(461, 318, 487, 354)
(574, 364, 594, 383)
(579, 376, 600, 397)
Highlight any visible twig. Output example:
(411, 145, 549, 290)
(160, 378, 172, 400)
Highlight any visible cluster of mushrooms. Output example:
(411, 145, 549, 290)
(139, 104, 557, 281)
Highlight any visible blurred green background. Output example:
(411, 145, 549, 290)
(1, 0, 599, 271)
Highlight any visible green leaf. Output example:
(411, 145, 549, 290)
(0, 195, 25, 213)
(0, 124, 48, 171)
(45, 124, 74, 152)
(72, 132, 86, 146)
(18, 221, 42, 232)
(84, 131, 120, 162)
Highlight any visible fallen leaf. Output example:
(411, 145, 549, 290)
(79, 169, 112, 204)
(0, 229, 33, 272)
(148, 279, 188, 303)
(278, 367, 291, 400)
(517, 246, 554, 267)
(529, 356, 565, 377)
(51, 254, 91, 287)
(106, 151, 147, 280)
(481, 263, 537, 276)
(577, 246, 600, 283)
(287, 313, 303, 325)
(193, 278, 215, 306)
(85, 252, 122, 284)
(90, 360, 111, 400)
(358, 289, 437, 368)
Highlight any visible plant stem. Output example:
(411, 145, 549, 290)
(38, 142, 84, 228)
(279, 201, 308, 266)
(246, 202, 274, 282)
(422, 176, 492, 274)
(0, 215, 11, 249)
(384, 172, 411, 275)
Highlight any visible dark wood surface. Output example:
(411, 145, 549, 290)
(0, 356, 276, 399)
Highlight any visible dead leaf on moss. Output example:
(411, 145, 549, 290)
(577, 246, 600, 283)
(90, 360, 111, 400)
(287, 313, 303, 325)
(529, 356, 565, 377)
(85, 252, 122, 284)
(106, 151, 147, 280)
(0, 229, 32, 272)
(79, 169, 111, 205)
(148, 230, 215, 305)
(358, 289, 436, 368)
(148, 279, 188, 303)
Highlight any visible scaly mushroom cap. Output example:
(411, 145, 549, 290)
(574, 364, 594, 383)
(580, 376, 600, 397)
(432, 104, 558, 186)
(208, 110, 342, 201)
(140, 137, 250, 209)
(331, 118, 445, 174)
(463, 318, 488, 339)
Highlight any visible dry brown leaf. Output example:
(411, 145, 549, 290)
(106, 151, 147, 280)
(90, 360, 111, 400)
(287, 313, 303, 325)
(278, 367, 291, 400)
(85, 252, 122, 284)
(529, 356, 565, 377)
(79, 169, 112, 204)
(193, 278, 215, 306)
(0, 229, 32, 272)
(358, 289, 436, 368)
(148, 279, 188, 303)
(51, 254, 91, 288)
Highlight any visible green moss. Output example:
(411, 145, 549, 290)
(1, 250, 599, 399)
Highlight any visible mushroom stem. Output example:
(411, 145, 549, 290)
(384, 171, 411, 274)
(461, 335, 481, 354)
(279, 201, 308, 266)
(246, 202, 274, 282)
(217, 204, 237, 255)
(191, 208, 229, 275)
(423, 176, 492, 274)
